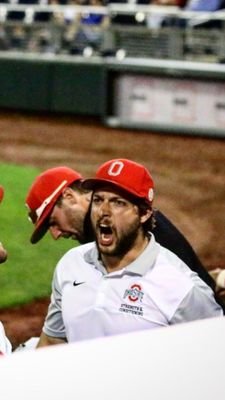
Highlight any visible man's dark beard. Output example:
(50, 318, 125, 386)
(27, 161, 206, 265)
(95, 221, 142, 258)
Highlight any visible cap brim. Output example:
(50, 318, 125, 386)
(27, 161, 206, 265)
(82, 178, 142, 203)
(82, 178, 128, 192)
(30, 201, 55, 244)
(30, 218, 49, 244)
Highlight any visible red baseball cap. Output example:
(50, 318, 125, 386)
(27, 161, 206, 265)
(0, 186, 4, 203)
(25, 166, 83, 244)
(83, 159, 154, 205)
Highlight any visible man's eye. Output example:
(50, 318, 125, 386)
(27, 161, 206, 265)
(93, 197, 101, 204)
(115, 200, 126, 206)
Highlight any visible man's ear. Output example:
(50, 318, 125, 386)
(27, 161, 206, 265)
(61, 187, 74, 200)
(140, 207, 152, 224)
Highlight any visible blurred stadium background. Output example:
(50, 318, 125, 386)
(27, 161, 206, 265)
(0, 4, 225, 135)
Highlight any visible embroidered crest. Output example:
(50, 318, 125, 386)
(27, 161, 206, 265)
(123, 283, 144, 302)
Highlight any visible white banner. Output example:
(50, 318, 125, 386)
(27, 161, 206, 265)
(0, 317, 225, 399)
(116, 74, 225, 130)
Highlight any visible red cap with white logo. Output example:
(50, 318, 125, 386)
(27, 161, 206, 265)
(26, 166, 83, 244)
(83, 159, 154, 205)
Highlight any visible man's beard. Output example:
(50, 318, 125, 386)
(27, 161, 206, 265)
(95, 220, 141, 258)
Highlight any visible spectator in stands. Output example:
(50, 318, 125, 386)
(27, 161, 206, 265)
(147, 0, 225, 28)
(0, 25, 10, 51)
(62, 0, 84, 24)
(63, 0, 110, 55)
(151, 0, 186, 6)
(9, 25, 26, 50)
(146, 0, 185, 28)
(184, 0, 225, 28)
(184, 0, 225, 11)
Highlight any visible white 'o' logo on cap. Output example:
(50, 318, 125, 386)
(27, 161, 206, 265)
(108, 161, 124, 176)
(148, 188, 154, 202)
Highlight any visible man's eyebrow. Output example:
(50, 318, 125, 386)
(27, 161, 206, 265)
(94, 193, 127, 202)
(93, 192, 105, 198)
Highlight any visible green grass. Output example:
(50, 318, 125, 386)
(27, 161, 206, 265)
(0, 163, 75, 308)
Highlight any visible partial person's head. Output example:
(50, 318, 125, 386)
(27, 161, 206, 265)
(82, 159, 155, 257)
(0, 185, 8, 263)
(25, 166, 92, 244)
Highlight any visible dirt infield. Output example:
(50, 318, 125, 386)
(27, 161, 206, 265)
(0, 110, 224, 349)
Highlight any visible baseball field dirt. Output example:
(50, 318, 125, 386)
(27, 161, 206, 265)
(0, 110, 224, 350)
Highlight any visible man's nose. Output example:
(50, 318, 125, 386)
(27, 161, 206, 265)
(49, 226, 61, 240)
(99, 200, 111, 216)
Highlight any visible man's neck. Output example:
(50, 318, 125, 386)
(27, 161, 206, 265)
(102, 235, 150, 274)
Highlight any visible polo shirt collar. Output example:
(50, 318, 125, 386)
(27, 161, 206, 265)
(84, 233, 160, 276)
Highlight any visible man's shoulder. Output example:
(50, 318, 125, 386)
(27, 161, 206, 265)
(61, 241, 95, 259)
(54, 242, 96, 279)
(55, 242, 95, 268)
(151, 242, 194, 286)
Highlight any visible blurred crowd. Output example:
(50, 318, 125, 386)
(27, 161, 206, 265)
(0, 0, 224, 9)
(0, 0, 224, 56)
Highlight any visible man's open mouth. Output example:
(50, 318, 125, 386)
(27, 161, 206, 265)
(98, 224, 114, 246)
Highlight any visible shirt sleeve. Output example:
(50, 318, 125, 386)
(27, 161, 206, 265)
(170, 284, 223, 324)
(0, 321, 12, 355)
(42, 267, 66, 339)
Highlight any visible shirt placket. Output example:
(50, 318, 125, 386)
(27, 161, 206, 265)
(95, 277, 109, 308)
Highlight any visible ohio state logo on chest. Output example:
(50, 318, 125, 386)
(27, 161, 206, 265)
(123, 283, 144, 302)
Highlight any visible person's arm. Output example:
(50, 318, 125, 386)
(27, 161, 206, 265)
(37, 261, 67, 347)
(36, 332, 67, 348)
(0, 321, 12, 354)
(0, 242, 7, 263)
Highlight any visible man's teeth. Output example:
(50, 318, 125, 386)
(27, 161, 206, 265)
(99, 224, 111, 233)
